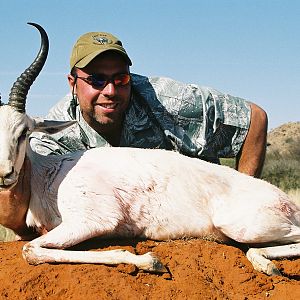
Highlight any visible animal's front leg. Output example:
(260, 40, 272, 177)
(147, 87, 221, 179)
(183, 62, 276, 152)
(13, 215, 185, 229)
(246, 248, 281, 276)
(246, 243, 300, 276)
(22, 223, 167, 273)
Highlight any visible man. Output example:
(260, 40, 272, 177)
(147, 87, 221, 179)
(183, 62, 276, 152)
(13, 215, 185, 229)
(30, 31, 268, 177)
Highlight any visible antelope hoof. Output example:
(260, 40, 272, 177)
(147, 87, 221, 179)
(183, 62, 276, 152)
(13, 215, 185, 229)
(141, 252, 168, 273)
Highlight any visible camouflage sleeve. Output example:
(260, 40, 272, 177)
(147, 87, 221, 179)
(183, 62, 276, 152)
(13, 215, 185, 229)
(29, 129, 87, 156)
(29, 94, 108, 155)
(137, 76, 251, 158)
(30, 132, 68, 156)
(200, 89, 251, 158)
(29, 94, 87, 156)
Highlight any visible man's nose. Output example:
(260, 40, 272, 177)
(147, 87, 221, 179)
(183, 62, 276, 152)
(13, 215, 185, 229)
(101, 82, 116, 97)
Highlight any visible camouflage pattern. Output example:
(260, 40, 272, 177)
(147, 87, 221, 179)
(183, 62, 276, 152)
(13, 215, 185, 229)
(30, 74, 251, 161)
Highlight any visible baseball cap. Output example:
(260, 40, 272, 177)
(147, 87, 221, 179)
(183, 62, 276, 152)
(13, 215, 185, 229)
(70, 32, 132, 69)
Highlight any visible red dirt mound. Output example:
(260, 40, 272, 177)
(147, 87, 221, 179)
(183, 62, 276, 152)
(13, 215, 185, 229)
(0, 239, 299, 299)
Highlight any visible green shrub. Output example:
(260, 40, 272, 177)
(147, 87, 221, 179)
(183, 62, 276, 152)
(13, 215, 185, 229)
(220, 137, 300, 194)
(220, 158, 236, 169)
(262, 158, 300, 191)
(262, 138, 300, 192)
(288, 137, 300, 161)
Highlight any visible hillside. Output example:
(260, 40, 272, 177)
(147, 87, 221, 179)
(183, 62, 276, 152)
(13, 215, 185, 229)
(267, 121, 300, 155)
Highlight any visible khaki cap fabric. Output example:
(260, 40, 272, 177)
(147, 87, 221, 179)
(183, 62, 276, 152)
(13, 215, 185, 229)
(70, 32, 132, 69)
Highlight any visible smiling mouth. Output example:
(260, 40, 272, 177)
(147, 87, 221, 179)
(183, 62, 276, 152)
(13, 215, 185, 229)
(98, 103, 118, 110)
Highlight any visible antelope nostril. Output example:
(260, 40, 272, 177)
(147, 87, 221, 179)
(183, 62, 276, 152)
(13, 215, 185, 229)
(6, 166, 14, 177)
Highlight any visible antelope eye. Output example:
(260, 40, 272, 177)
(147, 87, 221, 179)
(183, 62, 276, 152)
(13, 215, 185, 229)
(16, 129, 28, 152)
(18, 129, 28, 142)
(20, 129, 28, 137)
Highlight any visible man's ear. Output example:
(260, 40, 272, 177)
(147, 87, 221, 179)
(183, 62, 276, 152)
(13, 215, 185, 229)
(32, 118, 77, 134)
(68, 74, 76, 91)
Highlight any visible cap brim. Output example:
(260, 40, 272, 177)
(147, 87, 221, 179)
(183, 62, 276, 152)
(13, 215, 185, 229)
(75, 48, 132, 68)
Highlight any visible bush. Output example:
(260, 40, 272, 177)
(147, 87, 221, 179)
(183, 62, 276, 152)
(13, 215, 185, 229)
(220, 158, 236, 169)
(262, 138, 300, 192)
(288, 137, 300, 161)
(262, 157, 300, 191)
(220, 137, 300, 193)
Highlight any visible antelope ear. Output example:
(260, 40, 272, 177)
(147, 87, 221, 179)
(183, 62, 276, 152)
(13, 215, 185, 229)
(32, 117, 77, 134)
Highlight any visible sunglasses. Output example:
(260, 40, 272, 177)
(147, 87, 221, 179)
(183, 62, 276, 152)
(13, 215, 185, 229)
(74, 73, 131, 88)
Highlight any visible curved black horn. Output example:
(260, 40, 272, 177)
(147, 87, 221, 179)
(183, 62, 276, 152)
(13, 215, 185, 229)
(8, 23, 49, 113)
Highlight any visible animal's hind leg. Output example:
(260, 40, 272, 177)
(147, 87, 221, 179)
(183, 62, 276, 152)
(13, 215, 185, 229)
(22, 223, 167, 273)
(246, 243, 300, 276)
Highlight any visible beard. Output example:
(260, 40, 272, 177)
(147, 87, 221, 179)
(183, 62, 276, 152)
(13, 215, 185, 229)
(82, 107, 124, 137)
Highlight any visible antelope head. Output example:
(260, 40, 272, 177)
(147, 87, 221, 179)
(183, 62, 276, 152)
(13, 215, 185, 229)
(0, 23, 74, 190)
(0, 23, 49, 190)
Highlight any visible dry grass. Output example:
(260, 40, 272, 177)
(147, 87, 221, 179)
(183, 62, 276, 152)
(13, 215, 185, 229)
(0, 225, 16, 241)
(287, 189, 300, 206)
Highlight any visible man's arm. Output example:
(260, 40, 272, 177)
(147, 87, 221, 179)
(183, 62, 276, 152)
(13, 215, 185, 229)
(236, 103, 268, 177)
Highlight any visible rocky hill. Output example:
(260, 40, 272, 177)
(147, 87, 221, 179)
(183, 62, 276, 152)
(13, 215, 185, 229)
(267, 121, 300, 155)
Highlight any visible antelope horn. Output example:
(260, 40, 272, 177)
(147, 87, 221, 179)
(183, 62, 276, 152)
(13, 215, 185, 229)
(8, 22, 49, 113)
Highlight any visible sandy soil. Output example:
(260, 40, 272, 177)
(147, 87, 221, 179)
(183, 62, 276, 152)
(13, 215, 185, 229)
(0, 238, 299, 300)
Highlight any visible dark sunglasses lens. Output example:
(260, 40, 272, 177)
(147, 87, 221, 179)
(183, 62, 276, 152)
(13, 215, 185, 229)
(90, 76, 107, 88)
(87, 74, 130, 87)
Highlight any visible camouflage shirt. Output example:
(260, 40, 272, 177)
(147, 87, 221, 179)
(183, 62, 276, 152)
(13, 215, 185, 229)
(30, 74, 251, 161)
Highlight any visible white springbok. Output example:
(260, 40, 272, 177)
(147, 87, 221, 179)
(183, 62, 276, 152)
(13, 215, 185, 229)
(0, 23, 300, 276)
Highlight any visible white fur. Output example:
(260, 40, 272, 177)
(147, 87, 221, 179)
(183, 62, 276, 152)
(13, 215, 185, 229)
(0, 105, 300, 275)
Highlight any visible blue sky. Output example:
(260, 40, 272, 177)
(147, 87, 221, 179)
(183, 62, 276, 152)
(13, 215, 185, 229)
(0, 0, 299, 130)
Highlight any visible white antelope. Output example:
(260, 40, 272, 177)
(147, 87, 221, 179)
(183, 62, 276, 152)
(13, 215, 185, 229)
(0, 23, 300, 276)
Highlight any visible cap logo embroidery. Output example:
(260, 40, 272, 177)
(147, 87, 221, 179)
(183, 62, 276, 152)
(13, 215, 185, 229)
(93, 36, 113, 45)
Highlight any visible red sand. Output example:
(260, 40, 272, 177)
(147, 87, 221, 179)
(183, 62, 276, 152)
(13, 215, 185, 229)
(0, 239, 299, 299)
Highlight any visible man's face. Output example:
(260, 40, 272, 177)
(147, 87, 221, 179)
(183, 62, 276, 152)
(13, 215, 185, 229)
(68, 52, 131, 135)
